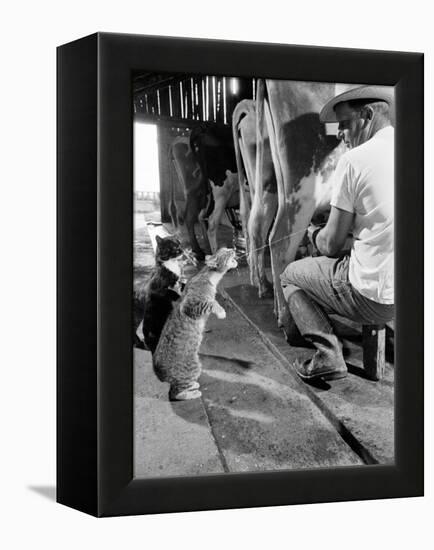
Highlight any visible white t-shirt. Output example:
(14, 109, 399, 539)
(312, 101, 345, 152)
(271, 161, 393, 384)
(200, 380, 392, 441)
(330, 126, 394, 304)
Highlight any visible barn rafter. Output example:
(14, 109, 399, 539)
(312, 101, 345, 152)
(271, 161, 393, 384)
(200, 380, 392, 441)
(133, 71, 256, 127)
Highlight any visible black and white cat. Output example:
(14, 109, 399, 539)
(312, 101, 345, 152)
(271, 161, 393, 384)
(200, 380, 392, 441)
(133, 235, 186, 353)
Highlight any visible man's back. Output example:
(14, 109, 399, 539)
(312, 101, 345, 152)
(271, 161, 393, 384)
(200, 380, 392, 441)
(330, 125, 394, 304)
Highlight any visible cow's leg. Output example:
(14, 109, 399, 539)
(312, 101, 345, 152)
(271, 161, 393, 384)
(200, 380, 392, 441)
(257, 80, 344, 326)
(233, 115, 252, 259)
(238, 178, 251, 257)
(207, 202, 226, 253)
(266, 172, 316, 326)
(263, 93, 317, 326)
(248, 79, 275, 299)
(197, 207, 209, 248)
(169, 185, 179, 229)
(207, 195, 226, 253)
(170, 147, 187, 228)
(167, 147, 176, 228)
(198, 193, 212, 254)
(248, 79, 266, 293)
(184, 194, 205, 261)
(247, 195, 276, 298)
(270, 201, 316, 326)
(235, 138, 251, 258)
(255, 192, 278, 297)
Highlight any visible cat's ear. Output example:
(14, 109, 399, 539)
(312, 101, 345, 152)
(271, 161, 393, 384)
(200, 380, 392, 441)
(155, 235, 163, 244)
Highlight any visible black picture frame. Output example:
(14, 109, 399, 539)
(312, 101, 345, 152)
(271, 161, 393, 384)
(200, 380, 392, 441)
(57, 32, 424, 517)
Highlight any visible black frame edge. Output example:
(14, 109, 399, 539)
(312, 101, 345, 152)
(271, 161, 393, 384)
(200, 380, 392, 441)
(394, 53, 424, 497)
(97, 34, 424, 516)
(57, 33, 99, 517)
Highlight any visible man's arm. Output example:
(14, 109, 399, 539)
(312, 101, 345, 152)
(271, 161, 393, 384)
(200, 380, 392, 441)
(314, 206, 354, 257)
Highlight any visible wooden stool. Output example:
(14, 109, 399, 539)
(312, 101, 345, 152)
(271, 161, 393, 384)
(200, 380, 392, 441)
(362, 324, 386, 381)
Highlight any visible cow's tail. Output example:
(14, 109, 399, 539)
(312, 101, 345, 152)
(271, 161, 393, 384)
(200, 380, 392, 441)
(232, 99, 255, 256)
(232, 99, 255, 193)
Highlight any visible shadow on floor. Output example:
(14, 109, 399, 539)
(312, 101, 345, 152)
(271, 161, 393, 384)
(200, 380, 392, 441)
(28, 486, 56, 502)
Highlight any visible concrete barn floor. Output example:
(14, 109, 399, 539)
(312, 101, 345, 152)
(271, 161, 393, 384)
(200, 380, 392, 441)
(133, 206, 394, 478)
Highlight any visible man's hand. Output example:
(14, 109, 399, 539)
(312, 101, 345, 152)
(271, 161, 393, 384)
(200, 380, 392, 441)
(315, 206, 354, 257)
(307, 224, 323, 256)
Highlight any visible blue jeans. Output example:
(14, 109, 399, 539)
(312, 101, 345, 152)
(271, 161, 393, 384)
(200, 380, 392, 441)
(280, 255, 394, 370)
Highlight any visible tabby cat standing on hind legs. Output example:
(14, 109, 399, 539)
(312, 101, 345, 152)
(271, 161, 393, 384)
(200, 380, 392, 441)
(153, 248, 238, 401)
(133, 234, 187, 353)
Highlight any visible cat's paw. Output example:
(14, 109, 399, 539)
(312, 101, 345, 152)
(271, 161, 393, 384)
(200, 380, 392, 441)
(216, 308, 226, 319)
(170, 389, 202, 401)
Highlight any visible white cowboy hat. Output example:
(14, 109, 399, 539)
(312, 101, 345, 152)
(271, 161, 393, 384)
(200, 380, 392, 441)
(319, 85, 395, 123)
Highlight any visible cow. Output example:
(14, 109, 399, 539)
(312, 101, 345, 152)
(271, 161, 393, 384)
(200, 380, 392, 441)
(232, 99, 277, 298)
(169, 136, 209, 259)
(233, 80, 346, 327)
(189, 124, 240, 254)
(206, 169, 239, 253)
(169, 131, 240, 260)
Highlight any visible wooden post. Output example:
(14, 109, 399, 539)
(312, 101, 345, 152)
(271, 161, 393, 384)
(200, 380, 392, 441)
(216, 77, 224, 124)
(183, 79, 189, 120)
(201, 77, 206, 121)
(150, 92, 156, 115)
(209, 76, 215, 122)
(222, 76, 227, 124)
(194, 77, 201, 121)
(174, 82, 181, 119)
(362, 324, 386, 381)
(190, 77, 195, 120)
(198, 77, 204, 121)
(179, 81, 184, 118)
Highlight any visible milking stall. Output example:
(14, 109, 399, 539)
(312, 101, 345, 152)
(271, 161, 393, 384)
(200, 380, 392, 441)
(132, 70, 395, 477)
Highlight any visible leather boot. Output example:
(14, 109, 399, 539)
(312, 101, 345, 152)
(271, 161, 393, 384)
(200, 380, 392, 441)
(287, 289, 347, 381)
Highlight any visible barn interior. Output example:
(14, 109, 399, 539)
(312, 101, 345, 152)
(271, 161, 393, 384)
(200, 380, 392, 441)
(133, 71, 256, 224)
(132, 70, 395, 477)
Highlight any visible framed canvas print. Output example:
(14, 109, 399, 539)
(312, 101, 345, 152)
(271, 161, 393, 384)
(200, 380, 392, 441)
(57, 33, 423, 517)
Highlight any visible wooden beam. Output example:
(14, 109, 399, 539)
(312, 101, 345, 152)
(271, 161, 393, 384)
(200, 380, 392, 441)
(179, 81, 184, 118)
(209, 76, 215, 122)
(223, 77, 227, 124)
(216, 77, 224, 124)
(134, 111, 219, 129)
(189, 77, 195, 120)
(362, 325, 386, 381)
(193, 77, 200, 120)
